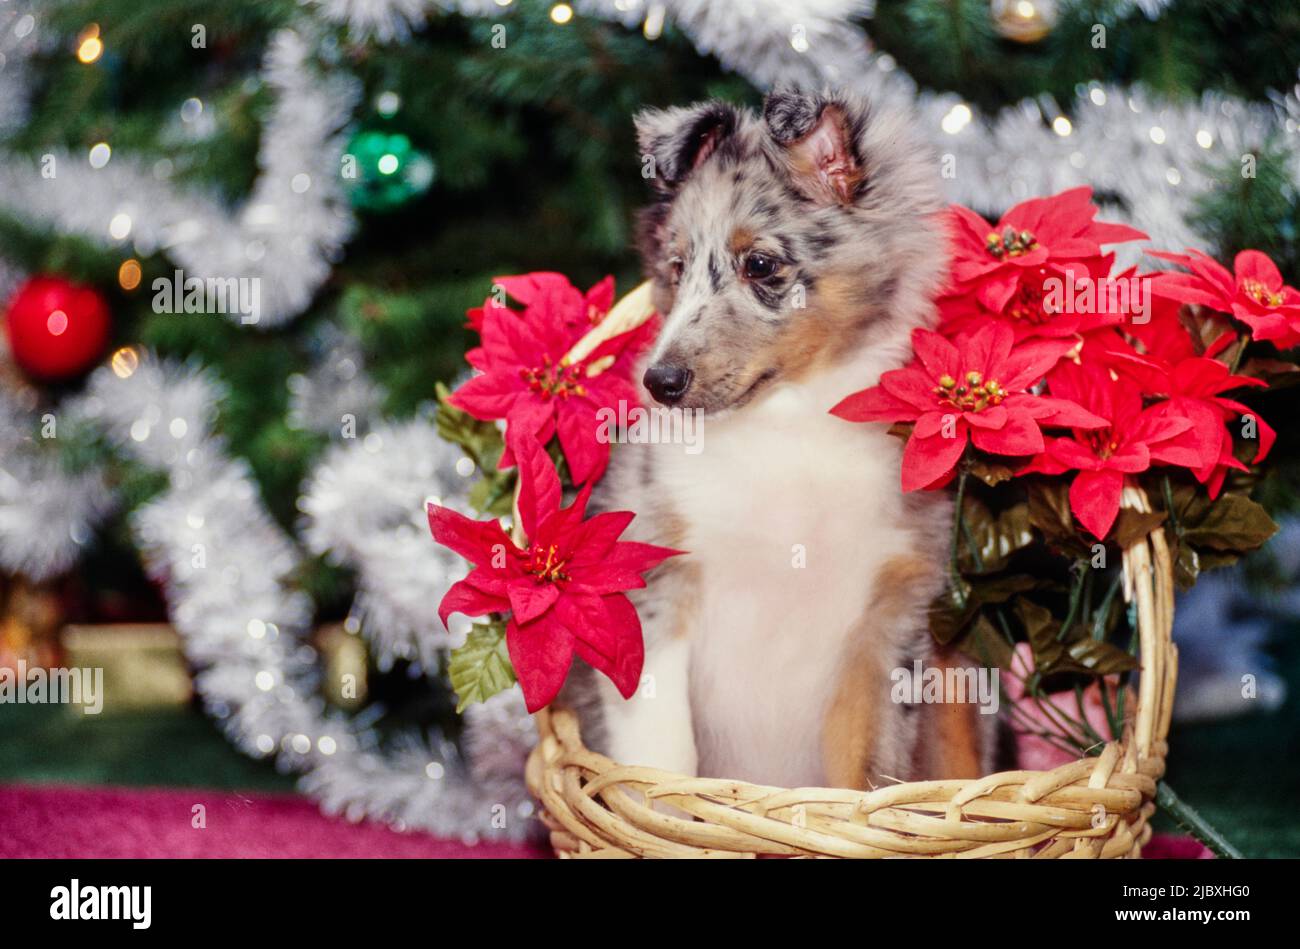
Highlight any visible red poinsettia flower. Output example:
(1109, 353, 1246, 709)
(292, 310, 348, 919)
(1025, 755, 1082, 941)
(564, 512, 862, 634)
(830, 323, 1106, 491)
(1100, 344, 1275, 498)
(452, 274, 653, 484)
(1022, 362, 1206, 539)
(944, 186, 1146, 313)
(937, 255, 1125, 342)
(466, 272, 615, 332)
(428, 432, 681, 712)
(1152, 249, 1300, 348)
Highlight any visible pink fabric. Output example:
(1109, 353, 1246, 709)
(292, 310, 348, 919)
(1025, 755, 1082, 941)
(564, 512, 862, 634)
(1142, 833, 1215, 859)
(0, 783, 549, 859)
(0, 783, 1211, 859)
(1005, 643, 1121, 773)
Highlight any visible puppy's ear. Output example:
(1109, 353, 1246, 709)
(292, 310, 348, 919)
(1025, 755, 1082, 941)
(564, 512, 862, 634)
(763, 87, 866, 206)
(635, 101, 739, 192)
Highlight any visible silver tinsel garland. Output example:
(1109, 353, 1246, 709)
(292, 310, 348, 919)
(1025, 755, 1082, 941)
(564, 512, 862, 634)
(0, 4, 359, 328)
(68, 353, 534, 842)
(298, 415, 480, 673)
(304, 0, 435, 44)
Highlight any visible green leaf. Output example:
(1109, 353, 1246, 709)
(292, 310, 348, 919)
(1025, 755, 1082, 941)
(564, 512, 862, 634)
(1064, 637, 1139, 676)
(968, 572, 1039, 605)
(1174, 542, 1201, 591)
(468, 470, 516, 518)
(1015, 597, 1063, 673)
(929, 584, 977, 644)
(434, 381, 504, 475)
(967, 456, 1015, 487)
(1112, 509, 1167, 550)
(1026, 480, 1092, 557)
(958, 500, 1035, 575)
(448, 621, 516, 712)
(958, 613, 1015, 671)
(1182, 493, 1278, 552)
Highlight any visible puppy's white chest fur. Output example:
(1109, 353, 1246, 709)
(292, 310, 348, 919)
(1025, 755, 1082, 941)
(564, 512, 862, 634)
(653, 375, 913, 787)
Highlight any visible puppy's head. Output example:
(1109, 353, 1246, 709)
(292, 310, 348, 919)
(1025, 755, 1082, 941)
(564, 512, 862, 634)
(634, 88, 946, 412)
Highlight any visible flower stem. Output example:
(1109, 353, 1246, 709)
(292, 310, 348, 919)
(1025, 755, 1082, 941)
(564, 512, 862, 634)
(1155, 783, 1243, 859)
(949, 463, 971, 609)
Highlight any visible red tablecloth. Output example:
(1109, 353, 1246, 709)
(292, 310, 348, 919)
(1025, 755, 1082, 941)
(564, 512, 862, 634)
(0, 783, 548, 858)
(0, 783, 1212, 858)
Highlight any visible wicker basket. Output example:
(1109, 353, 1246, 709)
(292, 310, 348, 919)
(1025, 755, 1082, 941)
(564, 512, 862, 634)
(519, 284, 1178, 858)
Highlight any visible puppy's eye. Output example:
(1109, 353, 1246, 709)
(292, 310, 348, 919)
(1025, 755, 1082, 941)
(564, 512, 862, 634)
(668, 257, 684, 284)
(743, 253, 778, 280)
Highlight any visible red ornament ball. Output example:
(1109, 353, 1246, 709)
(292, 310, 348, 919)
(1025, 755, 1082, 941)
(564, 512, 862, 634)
(3, 276, 111, 380)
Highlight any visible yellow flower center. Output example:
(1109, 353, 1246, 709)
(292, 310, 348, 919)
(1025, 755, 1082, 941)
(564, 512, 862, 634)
(521, 357, 587, 400)
(933, 370, 1007, 412)
(526, 543, 569, 583)
(986, 227, 1038, 259)
(1242, 278, 1284, 308)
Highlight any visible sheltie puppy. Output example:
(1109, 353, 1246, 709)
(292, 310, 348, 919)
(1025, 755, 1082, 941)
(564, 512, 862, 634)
(561, 87, 995, 790)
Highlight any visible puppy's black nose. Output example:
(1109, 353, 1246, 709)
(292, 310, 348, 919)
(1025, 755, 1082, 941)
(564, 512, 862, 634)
(643, 364, 693, 405)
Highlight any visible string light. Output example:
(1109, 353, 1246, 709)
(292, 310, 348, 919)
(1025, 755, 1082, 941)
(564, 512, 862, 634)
(109, 346, 140, 379)
(88, 142, 111, 168)
(643, 3, 665, 40)
(117, 259, 142, 291)
(550, 3, 573, 24)
(109, 212, 132, 240)
(76, 25, 103, 64)
(941, 103, 972, 135)
(1052, 116, 1073, 136)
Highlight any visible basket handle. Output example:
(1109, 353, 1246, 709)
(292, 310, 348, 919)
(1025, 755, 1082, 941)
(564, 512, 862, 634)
(1119, 485, 1177, 758)
(508, 281, 657, 549)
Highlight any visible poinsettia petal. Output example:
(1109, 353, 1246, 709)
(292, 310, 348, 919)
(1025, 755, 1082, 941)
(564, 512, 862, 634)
(507, 428, 562, 541)
(567, 509, 635, 563)
(1069, 469, 1124, 540)
(880, 366, 944, 412)
(557, 403, 610, 485)
(1234, 250, 1284, 292)
(1218, 399, 1276, 462)
(447, 372, 525, 420)
(901, 429, 968, 492)
(427, 503, 511, 565)
(970, 411, 1043, 456)
(829, 383, 919, 423)
(1015, 394, 1108, 429)
(962, 404, 1009, 429)
(585, 275, 615, 318)
(508, 578, 560, 624)
(998, 338, 1075, 392)
(911, 329, 960, 381)
(1087, 221, 1148, 246)
(437, 578, 506, 628)
(976, 269, 1020, 313)
(563, 594, 645, 700)
(507, 612, 575, 713)
(1047, 436, 1102, 470)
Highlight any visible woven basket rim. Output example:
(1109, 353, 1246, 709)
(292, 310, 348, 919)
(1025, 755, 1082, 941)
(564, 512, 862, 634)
(526, 491, 1175, 860)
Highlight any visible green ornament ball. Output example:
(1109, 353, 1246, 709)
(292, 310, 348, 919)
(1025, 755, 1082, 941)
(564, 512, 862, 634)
(342, 130, 435, 212)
